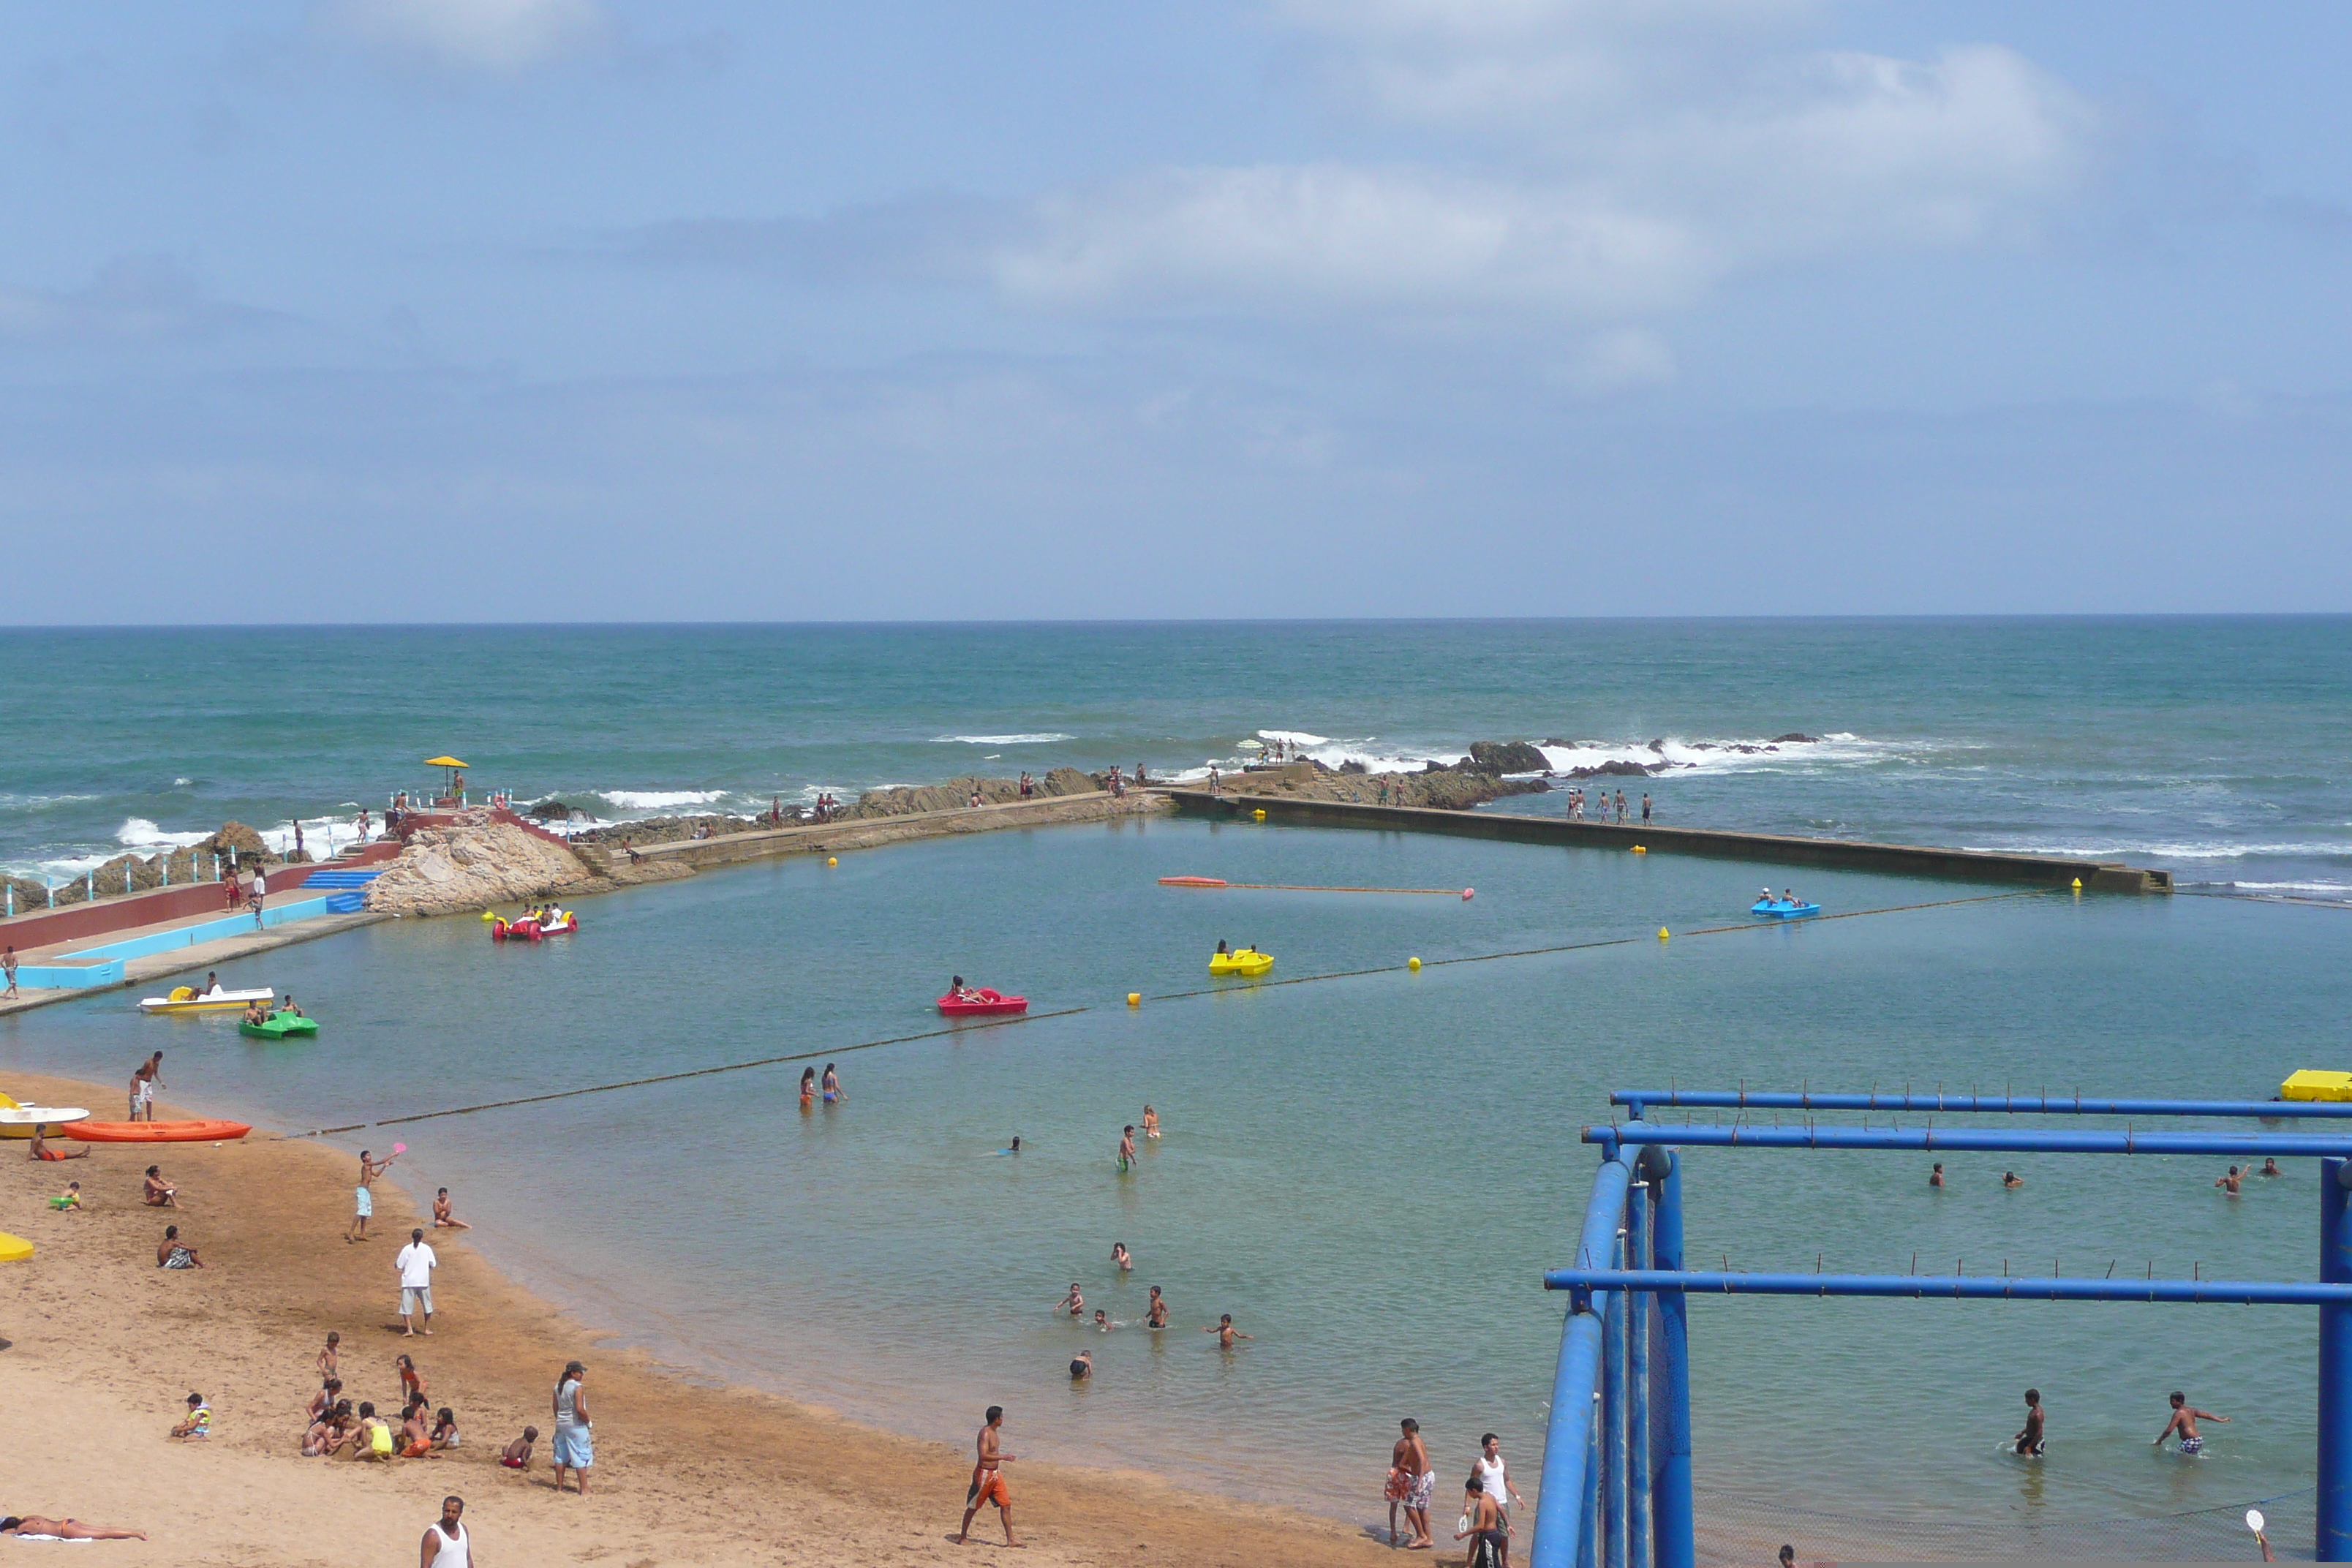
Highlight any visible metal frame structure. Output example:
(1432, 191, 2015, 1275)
(1529, 1090, 2352, 1568)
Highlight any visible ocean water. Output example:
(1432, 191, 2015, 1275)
(2, 618, 2348, 894)
(1, 619, 2348, 1539)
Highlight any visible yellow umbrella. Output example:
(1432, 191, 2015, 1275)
(423, 756, 470, 801)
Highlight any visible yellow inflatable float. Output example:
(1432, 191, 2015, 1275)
(1208, 947, 1273, 977)
(2282, 1070, 2352, 1102)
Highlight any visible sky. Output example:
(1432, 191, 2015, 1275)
(6, 1, 2351, 621)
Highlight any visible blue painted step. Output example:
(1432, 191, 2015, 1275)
(324, 892, 366, 913)
(305, 869, 385, 889)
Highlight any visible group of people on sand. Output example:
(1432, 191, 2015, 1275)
(301, 1341, 462, 1462)
(1384, 1420, 1527, 1563)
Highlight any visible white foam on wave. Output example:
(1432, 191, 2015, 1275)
(932, 734, 1074, 746)
(116, 817, 211, 851)
(2205, 880, 2352, 896)
(599, 789, 731, 810)
(1967, 839, 2352, 862)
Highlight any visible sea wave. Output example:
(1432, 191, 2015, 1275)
(1964, 840, 2352, 862)
(116, 817, 212, 851)
(931, 734, 1074, 746)
(598, 789, 731, 810)
(1166, 728, 1926, 785)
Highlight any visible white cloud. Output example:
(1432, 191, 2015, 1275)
(982, 6, 2097, 322)
(324, 0, 604, 73)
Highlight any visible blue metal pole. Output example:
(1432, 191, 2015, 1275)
(1629, 1204, 1654, 1568)
(1578, 1394, 1600, 1568)
(1544, 1268, 2352, 1305)
(1604, 1229, 1627, 1568)
(1588, 1123, 2352, 1158)
(1612, 1089, 2352, 1120)
(1534, 1156, 1632, 1568)
(2322, 1158, 2352, 1561)
(1646, 1151, 1694, 1568)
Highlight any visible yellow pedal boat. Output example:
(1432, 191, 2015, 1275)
(1208, 947, 1274, 977)
(139, 986, 274, 1014)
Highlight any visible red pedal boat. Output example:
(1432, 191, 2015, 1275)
(937, 987, 1028, 1017)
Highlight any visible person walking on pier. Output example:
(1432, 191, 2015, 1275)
(2, 944, 16, 999)
(2155, 1391, 2228, 1454)
(2014, 1388, 2046, 1455)
(1387, 1417, 1433, 1548)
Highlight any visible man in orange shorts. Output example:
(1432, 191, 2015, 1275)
(957, 1405, 1019, 1546)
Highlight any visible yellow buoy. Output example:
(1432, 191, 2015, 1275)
(1657, 927, 1670, 941)
(480, 910, 497, 921)
(1408, 956, 1421, 971)
(1252, 808, 1267, 821)
(1127, 992, 1141, 1007)
(2070, 877, 2082, 890)
(1632, 845, 1646, 854)
(827, 856, 838, 867)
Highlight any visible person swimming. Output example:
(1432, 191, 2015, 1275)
(1093, 1309, 1115, 1332)
(987, 1136, 1023, 1156)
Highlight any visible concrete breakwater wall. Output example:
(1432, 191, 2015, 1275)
(1163, 789, 2172, 893)
(578, 787, 1172, 875)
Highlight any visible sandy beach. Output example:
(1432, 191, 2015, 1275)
(0, 1069, 1411, 1567)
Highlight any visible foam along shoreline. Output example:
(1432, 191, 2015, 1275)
(0, 1068, 1395, 1567)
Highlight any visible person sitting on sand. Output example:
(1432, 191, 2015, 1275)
(431, 1188, 471, 1230)
(399, 1401, 434, 1459)
(157, 1226, 203, 1269)
(0, 1516, 148, 1541)
(500, 1425, 538, 1470)
(302, 1405, 350, 1457)
(431, 1407, 461, 1450)
(170, 1392, 211, 1439)
(49, 1180, 82, 1211)
(143, 1165, 176, 1206)
(351, 1403, 394, 1462)
(29, 1126, 86, 1161)
(306, 1379, 344, 1425)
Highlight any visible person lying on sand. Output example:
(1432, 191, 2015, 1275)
(500, 1425, 538, 1470)
(0, 1516, 148, 1540)
(29, 1126, 86, 1161)
(143, 1165, 176, 1206)
(431, 1188, 471, 1230)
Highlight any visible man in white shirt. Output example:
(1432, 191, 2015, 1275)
(396, 1228, 438, 1337)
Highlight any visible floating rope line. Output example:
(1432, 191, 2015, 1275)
(1159, 876, 1471, 896)
(287, 887, 2051, 1136)
(275, 1006, 1093, 1139)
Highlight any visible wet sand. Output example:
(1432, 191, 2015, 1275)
(0, 1071, 1413, 1567)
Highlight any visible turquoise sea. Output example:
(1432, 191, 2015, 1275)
(1, 619, 2348, 1542)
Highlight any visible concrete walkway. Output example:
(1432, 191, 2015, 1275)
(0, 911, 388, 1019)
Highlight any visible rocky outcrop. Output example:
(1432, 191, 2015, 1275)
(1772, 732, 1818, 745)
(197, 821, 275, 863)
(1564, 759, 1662, 779)
(364, 823, 595, 917)
(1210, 755, 1545, 811)
(1466, 741, 1550, 775)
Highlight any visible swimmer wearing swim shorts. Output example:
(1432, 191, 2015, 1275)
(2155, 1390, 2227, 1454)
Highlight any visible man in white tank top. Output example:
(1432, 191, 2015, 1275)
(1476, 1434, 1523, 1568)
(420, 1496, 472, 1567)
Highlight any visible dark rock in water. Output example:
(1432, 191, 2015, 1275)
(1771, 732, 1818, 744)
(1421, 759, 1451, 773)
(1647, 739, 1667, 751)
(1541, 738, 1569, 748)
(1338, 759, 1368, 774)
(1565, 759, 1661, 779)
(1468, 740, 1550, 775)
(529, 799, 595, 823)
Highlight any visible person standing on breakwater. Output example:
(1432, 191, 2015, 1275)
(1208, 764, 1220, 796)
(251, 864, 267, 928)
(1387, 1417, 1433, 1548)
(552, 1361, 593, 1494)
(957, 1406, 1019, 1547)
(347, 1147, 394, 1242)
(1642, 792, 1651, 823)
(2155, 1391, 2228, 1455)
(4, 944, 18, 999)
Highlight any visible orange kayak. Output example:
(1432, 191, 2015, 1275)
(65, 1119, 252, 1143)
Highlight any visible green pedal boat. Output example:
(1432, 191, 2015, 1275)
(239, 1011, 319, 1040)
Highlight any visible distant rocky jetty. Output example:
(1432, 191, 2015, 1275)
(1, 819, 288, 913)
(570, 766, 1106, 850)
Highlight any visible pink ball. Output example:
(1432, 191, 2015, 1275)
(1461, 888, 1474, 900)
